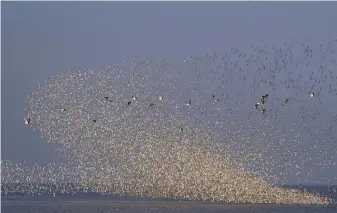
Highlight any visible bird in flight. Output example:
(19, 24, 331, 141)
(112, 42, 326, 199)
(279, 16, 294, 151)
(24, 117, 31, 124)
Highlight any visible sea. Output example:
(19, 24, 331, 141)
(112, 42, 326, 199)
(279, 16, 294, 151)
(1, 185, 337, 213)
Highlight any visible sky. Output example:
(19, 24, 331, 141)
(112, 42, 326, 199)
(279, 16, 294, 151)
(1, 2, 337, 184)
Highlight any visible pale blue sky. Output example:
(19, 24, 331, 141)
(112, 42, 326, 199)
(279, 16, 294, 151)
(2, 2, 337, 184)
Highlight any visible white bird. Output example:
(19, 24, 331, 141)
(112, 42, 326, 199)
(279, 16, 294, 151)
(159, 95, 163, 101)
(24, 118, 31, 124)
(310, 92, 315, 98)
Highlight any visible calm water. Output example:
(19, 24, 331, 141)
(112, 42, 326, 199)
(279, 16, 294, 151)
(2, 185, 337, 213)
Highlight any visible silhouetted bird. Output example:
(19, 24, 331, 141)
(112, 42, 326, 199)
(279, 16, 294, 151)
(262, 94, 268, 99)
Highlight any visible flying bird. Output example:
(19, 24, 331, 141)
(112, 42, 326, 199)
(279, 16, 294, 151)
(24, 118, 31, 124)
(254, 103, 260, 109)
(310, 92, 315, 98)
(212, 95, 220, 102)
(261, 94, 268, 99)
(260, 94, 268, 104)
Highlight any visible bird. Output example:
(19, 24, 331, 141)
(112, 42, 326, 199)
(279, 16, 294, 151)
(185, 100, 191, 106)
(104, 96, 114, 103)
(254, 103, 260, 109)
(310, 92, 315, 98)
(212, 95, 220, 102)
(127, 101, 132, 106)
(149, 103, 154, 107)
(158, 95, 163, 101)
(260, 99, 266, 104)
(61, 108, 66, 112)
(92, 119, 97, 123)
(24, 118, 31, 124)
(260, 94, 268, 104)
(261, 109, 266, 114)
(284, 98, 289, 103)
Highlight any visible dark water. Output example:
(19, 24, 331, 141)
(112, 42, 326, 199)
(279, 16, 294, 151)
(2, 185, 337, 213)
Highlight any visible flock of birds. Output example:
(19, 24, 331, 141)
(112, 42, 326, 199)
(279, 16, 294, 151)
(1, 35, 337, 204)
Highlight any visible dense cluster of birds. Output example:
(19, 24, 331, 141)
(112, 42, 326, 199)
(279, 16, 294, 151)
(1, 35, 337, 204)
